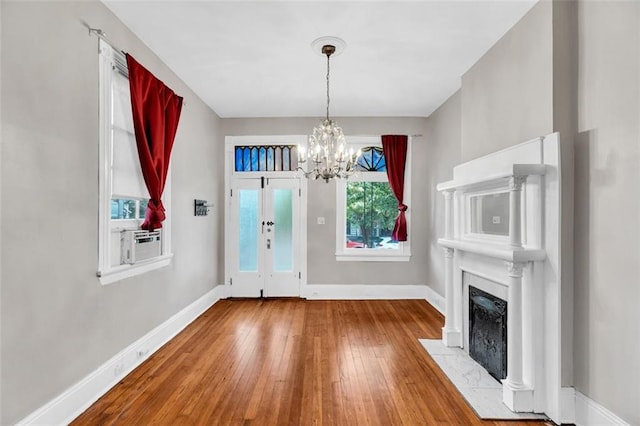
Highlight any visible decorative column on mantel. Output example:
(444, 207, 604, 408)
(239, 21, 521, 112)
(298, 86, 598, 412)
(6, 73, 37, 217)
(502, 260, 533, 412)
(441, 190, 461, 347)
(509, 176, 527, 248)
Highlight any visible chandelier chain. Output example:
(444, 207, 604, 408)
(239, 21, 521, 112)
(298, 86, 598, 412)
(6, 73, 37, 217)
(326, 52, 330, 121)
(297, 40, 360, 182)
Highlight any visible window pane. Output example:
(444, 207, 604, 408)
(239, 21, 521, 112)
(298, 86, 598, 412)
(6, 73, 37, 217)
(234, 145, 299, 172)
(356, 147, 386, 172)
(345, 182, 398, 249)
(238, 190, 259, 271)
(138, 199, 148, 220)
(111, 198, 138, 220)
(259, 147, 267, 171)
(267, 147, 275, 171)
(274, 146, 282, 171)
(251, 147, 259, 171)
(273, 189, 293, 271)
(235, 147, 243, 172)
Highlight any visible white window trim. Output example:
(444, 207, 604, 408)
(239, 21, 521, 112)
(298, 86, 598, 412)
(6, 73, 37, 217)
(97, 40, 172, 284)
(335, 136, 412, 262)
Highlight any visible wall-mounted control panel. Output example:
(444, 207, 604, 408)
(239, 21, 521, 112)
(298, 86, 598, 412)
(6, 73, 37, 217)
(194, 199, 211, 216)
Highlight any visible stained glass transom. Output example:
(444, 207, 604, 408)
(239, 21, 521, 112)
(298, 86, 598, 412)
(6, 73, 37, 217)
(235, 145, 298, 172)
(356, 147, 386, 172)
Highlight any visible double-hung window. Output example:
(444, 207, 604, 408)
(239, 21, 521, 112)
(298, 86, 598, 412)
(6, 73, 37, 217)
(335, 137, 411, 261)
(97, 40, 171, 284)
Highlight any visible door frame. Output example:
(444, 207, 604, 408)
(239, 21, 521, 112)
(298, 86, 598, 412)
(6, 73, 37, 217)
(224, 135, 308, 297)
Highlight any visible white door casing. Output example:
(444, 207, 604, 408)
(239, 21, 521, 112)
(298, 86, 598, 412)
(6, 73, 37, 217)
(225, 136, 307, 298)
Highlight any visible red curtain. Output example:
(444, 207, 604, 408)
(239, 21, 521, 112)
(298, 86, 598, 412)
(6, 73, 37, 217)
(126, 54, 183, 231)
(382, 135, 408, 241)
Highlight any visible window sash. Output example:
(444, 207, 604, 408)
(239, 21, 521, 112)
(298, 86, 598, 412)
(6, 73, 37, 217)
(98, 39, 171, 283)
(335, 138, 411, 261)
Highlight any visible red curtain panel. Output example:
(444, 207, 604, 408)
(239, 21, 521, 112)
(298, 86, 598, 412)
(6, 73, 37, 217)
(381, 135, 408, 241)
(126, 54, 183, 231)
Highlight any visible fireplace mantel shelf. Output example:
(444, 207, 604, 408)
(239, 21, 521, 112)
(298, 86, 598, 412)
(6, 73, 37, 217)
(436, 163, 546, 192)
(438, 238, 546, 262)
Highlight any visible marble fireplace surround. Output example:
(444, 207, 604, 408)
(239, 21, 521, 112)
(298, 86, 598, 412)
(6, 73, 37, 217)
(436, 134, 563, 424)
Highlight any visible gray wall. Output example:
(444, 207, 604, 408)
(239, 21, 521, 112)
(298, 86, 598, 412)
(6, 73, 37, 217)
(0, 1, 224, 424)
(222, 117, 429, 285)
(425, 1, 639, 423)
(424, 91, 461, 298)
(460, 0, 578, 388)
(574, 2, 640, 424)
(460, 1, 553, 162)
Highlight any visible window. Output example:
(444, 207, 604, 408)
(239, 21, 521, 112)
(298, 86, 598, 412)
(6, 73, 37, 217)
(234, 145, 299, 172)
(97, 40, 171, 284)
(336, 137, 411, 261)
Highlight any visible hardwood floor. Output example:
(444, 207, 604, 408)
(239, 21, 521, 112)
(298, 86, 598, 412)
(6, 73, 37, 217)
(72, 299, 552, 425)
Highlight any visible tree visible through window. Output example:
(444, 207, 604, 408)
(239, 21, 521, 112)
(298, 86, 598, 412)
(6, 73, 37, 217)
(344, 147, 398, 250)
(346, 182, 398, 248)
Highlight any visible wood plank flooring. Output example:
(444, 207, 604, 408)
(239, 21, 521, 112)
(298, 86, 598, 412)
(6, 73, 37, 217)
(72, 299, 552, 425)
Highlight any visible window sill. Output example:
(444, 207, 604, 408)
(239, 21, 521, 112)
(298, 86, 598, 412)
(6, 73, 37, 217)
(98, 254, 173, 285)
(335, 251, 411, 262)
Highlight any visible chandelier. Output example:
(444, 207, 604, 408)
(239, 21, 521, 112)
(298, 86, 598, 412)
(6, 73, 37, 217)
(298, 42, 361, 182)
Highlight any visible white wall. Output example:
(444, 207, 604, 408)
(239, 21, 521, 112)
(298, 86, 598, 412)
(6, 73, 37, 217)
(222, 117, 429, 286)
(0, 1, 224, 424)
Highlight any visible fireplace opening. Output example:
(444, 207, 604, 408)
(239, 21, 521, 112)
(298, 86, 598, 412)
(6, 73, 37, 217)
(469, 286, 507, 381)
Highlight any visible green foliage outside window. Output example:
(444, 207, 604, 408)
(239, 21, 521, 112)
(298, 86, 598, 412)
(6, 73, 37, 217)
(346, 181, 397, 248)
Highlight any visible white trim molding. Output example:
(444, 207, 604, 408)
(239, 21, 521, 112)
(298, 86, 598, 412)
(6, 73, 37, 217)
(302, 284, 428, 300)
(575, 391, 630, 426)
(424, 285, 445, 315)
(16, 285, 228, 426)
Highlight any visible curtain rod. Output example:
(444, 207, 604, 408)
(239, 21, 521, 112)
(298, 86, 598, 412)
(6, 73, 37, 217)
(347, 134, 423, 138)
(88, 27, 127, 56)
(88, 26, 187, 107)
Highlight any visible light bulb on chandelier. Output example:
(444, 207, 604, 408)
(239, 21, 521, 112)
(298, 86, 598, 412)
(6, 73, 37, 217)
(298, 39, 361, 182)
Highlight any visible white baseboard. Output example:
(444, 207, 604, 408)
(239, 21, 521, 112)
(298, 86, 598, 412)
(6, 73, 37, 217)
(560, 387, 576, 424)
(424, 285, 445, 315)
(302, 284, 428, 300)
(17, 284, 227, 426)
(575, 390, 630, 426)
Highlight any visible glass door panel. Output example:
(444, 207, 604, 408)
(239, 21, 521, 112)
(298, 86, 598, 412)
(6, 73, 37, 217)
(264, 179, 299, 297)
(230, 179, 263, 297)
(229, 177, 300, 298)
(272, 189, 293, 272)
(238, 189, 259, 271)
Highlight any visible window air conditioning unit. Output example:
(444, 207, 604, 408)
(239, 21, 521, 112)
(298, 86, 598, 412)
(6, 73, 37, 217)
(121, 229, 161, 264)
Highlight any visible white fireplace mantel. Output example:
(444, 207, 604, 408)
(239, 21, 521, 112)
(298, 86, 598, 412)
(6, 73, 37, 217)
(437, 134, 563, 424)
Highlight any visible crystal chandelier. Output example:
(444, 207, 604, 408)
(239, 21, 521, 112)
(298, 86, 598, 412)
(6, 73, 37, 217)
(298, 43, 361, 182)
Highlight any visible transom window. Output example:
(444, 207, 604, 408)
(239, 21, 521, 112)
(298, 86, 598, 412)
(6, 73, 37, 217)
(234, 145, 298, 172)
(355, 146, 386, 172)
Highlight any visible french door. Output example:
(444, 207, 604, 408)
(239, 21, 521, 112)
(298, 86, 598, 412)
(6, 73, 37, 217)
(229, 177, 301, 297)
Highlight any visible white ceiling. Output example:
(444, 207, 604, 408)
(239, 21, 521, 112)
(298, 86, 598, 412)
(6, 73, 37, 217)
(103, 0, 537, 118)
